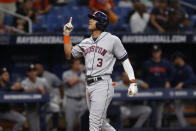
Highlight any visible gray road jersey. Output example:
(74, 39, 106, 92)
(62, 70, 85, 98)
(42, 71, 62, 89)
(72, 32, 127, 76)
(41, 71, 62, 101)
(21, 77, 48, 90)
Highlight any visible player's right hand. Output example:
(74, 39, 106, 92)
(63, 17, 74, 35)
(38, 87, 45, 95)
(128, 82, 138, 97)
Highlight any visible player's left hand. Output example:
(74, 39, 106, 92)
(63, 17, 74, 35)
(128, 82, 138, 97)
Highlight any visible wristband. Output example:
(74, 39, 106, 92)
(64, 35, 71, 44)
(130, 79, 136, 84)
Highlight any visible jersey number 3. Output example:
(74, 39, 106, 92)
(97, 58, 103, 67)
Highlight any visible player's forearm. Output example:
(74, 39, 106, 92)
(64, 35, 72, 60)
(122, 59, 136, 81)
(59, 84, 64, 99)
(24, 87, 40, 92)
(67, 76, 80, 86)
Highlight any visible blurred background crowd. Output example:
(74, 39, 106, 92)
(0, 44, 196, 131)
(0, 0, 195, 34)
(0, 0, 196, 131)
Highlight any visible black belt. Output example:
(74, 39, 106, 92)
(67, 96, 83, 100)
(86, 76, 103, 85)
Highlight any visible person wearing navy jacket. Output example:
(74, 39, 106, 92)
(142, 45, 175, 128)
(171, 52, 196, 127)
(172, 52, 196, 89)
(142, 45, 175, 88)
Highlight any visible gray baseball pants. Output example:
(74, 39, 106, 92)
(0, 110, 26, 131)
(86, 76, 116, 131)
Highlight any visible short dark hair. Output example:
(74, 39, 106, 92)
(171, 51, 185, 61)
(0, 67, 9, 75)
(69, 59, 80, 66)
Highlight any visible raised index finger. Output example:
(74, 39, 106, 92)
(69, 17, 72, 23)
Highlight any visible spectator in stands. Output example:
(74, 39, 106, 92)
(130, 3, 150, 33)
(180, 14, 192, 33)
(54, 0, 73, 5)
(21, 64, 48, 131)
(169, 0, 187, 24)
(33, 0, 52, 15)
(35, 63, 63, 131)
(166, 0, 189, 33)
(88, 0, 118, 24)
(171, 52, 196, 127)
(165, 8, 180, 32)
(149, 0, 168, 33)
(0, 24, 8, 34)
(0, 0, 16, 24)
(114, 72, 151, 128)
(0, 67, 26, 131)
(141, 45, 175, 128)
(140, 0, 152, 7)
(13, 0, 38, 33)
(118, 0, 133, 8)
(127, 0, 141, 22)
(152, 0, 160, 8)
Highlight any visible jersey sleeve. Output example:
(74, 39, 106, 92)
(52, 74, 62, 87)
(62, 72, 71, 85)
(21, 80, 29, 90)
(42, 78, 49, 89)
(71, 44, 84, 58)
(113, 36, 128, 61)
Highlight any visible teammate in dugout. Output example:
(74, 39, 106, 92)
(35, 63, 63, 131)
(21, 64, 48, 131)
(114, 72, 151, 128)
(63, 11, 138, 131)
(62, 59, 87, 131)
(142, 45, 175, 128)
(0, 67, 26, 131)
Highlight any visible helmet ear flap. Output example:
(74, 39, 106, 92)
(96, 21, 108, 31)
(96, 21, 103, 31)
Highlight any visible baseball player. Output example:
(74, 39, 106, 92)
(35, 63, 63, 131)
(63, 11, 138, 131)
(62, 58, 87, 131)
(0, 67, 26, 131)
(21, 64, 48, 131)
(114, 72, 151, 128)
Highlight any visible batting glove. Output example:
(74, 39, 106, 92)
(63, 17, 74, 35)
(128, 80, 138, 97)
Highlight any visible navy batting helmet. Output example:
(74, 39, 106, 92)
(88, 11, 109, 31)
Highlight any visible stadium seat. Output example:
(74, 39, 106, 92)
(3, 15, 14, 26)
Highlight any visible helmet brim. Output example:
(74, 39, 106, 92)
(88, 14, 99, 21)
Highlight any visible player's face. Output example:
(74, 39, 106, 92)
(1, 72, 10, 83)
(173, 57, 182, 66)
(88, 18, 97, 31)
(159, 1, 167, 9)
(122, 72, 129, 85)
(152, 50, 162, 59)
(27, 70, 37, 79)
(24, 0, 33, 10)
(72, 60, 81, 71)
(35, 64, 44, 76)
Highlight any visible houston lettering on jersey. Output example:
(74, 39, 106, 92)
(84, 46, 107, 56)
(150, 67, 166, 72)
